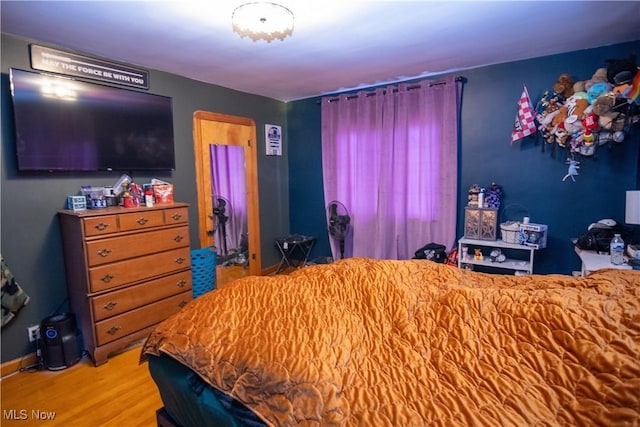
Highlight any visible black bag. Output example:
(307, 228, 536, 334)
(413, 243, 447, 263)
(576, 224, 629, 253)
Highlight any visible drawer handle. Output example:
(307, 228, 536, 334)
(177, 279, 187, 288)
(97, 248, 112, 258)
(174, 235, 184, 242)
(101, 274, 114, 283)
(106, 326, 121, 335)
(171, 213, 183, 220)
(178, 300, 188, 308)
(95, 223, 110, 231)
(104, 301, 118, 311)
(136, 217, 149, 225)
(175, 257, 185, 264)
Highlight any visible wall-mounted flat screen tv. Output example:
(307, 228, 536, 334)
(9, 68, 176, 172)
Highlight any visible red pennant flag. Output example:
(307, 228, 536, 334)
(511, 85, 537, 143)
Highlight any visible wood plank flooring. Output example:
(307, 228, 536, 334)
(1, 345, 161, 427)
(0, 266, 296, 427)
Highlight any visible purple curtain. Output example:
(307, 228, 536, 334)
(210, 145, 247, 255)
(321, 75, 462, 260)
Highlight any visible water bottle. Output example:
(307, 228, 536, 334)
(610, 234, 625, 265)
(144, 188, 154, 207)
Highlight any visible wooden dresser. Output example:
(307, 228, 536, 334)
(58, 202, 192, 366)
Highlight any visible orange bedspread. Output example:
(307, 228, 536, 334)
(142, 258, 640, 426)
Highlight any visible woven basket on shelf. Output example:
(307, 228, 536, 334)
(499, 203, 530, 244)
(500, 221, 520, 244)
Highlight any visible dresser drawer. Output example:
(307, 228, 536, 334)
(165, 207, 189, 225)
(95, 291, 191, 346)
(89, 247, 191, 293)
(84, 216, 118, 237)
(119, 210, 165, 231)
(92, 270, 192, 321)
(86, 226, 190, 266)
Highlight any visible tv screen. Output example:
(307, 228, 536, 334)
(9, 68, 176, 171)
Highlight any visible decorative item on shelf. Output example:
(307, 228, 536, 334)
(464, 206, 498, 241)
(152, 178, 174, 205)
(122, 195, 138, 208)
(467, 184, 481, 207)
(120, 181, 140, 208)
(499, 203, 530, 243)
(489, 248, 506, 263)
(500, 221, 520, 244)
(80, 185, 110, 210)
(485, 182, 503, 208)
(113, 174, 132, 196)
(519, 223, 548, 249)
(66, 196, 86, 211)
(477, 188, 486, 208)
(90, 198, 107, 209)
(474, 248, 483, 261)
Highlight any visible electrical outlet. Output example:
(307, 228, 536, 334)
(27, 325, 40, 342)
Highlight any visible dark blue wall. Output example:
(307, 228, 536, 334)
(287, 41, 640, 274)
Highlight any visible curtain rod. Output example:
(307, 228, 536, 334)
(321, 76, 464, 104)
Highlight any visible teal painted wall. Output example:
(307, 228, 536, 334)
(0, 33, 289, 363)
(287, 41, 640, 272)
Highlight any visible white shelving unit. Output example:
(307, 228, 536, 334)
(458, 238, 537, 274)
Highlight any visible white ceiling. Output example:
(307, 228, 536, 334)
(2, 1, 639, 102)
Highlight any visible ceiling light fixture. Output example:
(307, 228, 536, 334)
(232, 2, 294, 42)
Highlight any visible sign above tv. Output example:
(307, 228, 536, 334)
(30, 44, 149, 89)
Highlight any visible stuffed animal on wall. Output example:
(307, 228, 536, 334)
(586, 81, 611, 104)
(566, 95, 590, 121)
(592, 91, 616, 116)
(585, 68, 608, 91)
(529, 59, 640, 179)
(554, 123, 571, 147)
(535, 91, 565, 144)
(563, 158, 580, 182)
(622, 69, 640, 103)
(592, 92, 628, 132)
(551, 105, 568, 127)
(552, 73, 576, 99)
(573, 68, 606, 94)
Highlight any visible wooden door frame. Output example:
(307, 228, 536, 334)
(193, 111, 262, 276)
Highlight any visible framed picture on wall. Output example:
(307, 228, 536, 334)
(265, 124, 282, 156)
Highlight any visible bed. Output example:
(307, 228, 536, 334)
(141, 257, 640, 426)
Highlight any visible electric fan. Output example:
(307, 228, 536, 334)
(212, 196, 232, 255)
(326, 200, 351, 259)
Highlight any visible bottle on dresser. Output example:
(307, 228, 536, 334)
(610, 233, 625, 265)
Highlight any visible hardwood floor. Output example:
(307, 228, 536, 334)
(216, 265, 251, 288)
(0, 266, 295, 427)
(1, 345, 162, 427)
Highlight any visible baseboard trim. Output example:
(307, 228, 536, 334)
(1, 352, 39, 379)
